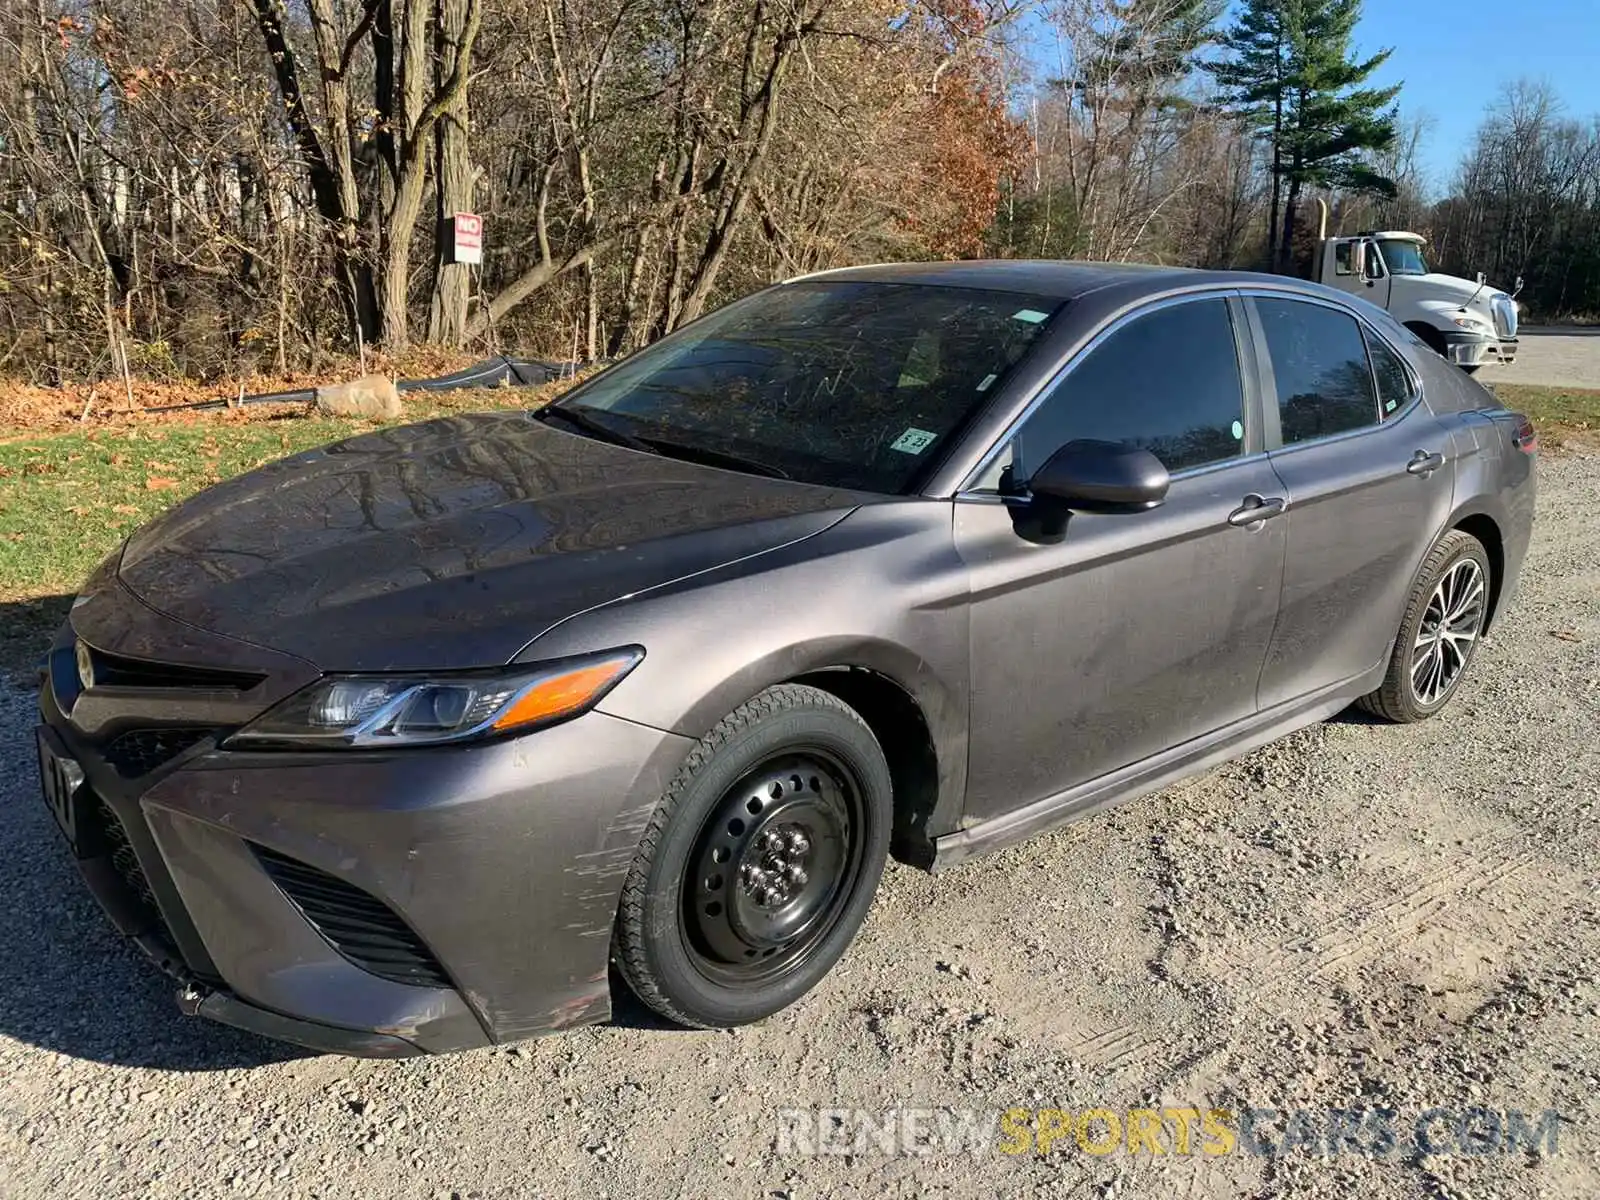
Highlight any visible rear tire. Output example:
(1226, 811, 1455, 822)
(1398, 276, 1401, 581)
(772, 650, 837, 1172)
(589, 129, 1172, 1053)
(1357, 530, 1491, 723)
(613, 684, 891, 1028)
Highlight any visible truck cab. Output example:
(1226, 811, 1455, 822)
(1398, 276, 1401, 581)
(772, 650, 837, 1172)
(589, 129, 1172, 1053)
(1313, 228, 1520, 373)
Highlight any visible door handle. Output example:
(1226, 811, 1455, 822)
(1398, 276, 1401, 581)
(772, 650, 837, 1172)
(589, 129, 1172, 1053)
(1227, 494, 1288, 527)
(1407, 450, 1445, 475)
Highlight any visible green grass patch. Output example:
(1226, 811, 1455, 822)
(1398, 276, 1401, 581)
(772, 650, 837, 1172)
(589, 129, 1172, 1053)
(1486, 383, 1600, 447)
(0, 385, 570, 677)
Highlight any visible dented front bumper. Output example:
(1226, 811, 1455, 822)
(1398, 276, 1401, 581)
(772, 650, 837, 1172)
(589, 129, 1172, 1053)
(36, 598, 692, 1057)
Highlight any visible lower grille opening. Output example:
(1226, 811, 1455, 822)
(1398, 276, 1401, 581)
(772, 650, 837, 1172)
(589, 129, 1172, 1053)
(89, 794, 177, 948)
(251, 846, 452, 989)
(102, 728, 217, 779)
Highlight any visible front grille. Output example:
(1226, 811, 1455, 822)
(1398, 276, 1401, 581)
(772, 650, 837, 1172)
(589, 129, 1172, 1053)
(1492, 295, 1518, 339)
(102, 727, 216, 778)
(252, 846, 452, 989)
(86, 645, 264, 692)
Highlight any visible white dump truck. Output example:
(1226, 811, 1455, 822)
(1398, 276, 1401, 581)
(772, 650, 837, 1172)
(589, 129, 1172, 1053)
(1312, 200, 1521, 373)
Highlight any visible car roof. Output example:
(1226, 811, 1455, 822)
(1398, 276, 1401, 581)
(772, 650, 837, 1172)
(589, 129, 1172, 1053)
(782, 258, 1312, 302)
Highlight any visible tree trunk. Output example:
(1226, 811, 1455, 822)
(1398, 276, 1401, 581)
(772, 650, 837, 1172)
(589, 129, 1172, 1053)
(582, 262, 598, 360)
(427, 0, 476, 347)
(251, 0, 379, 346)
(610, 224, 654, 356)
(1280, 176, 1302, 274)
(1268, 93, 1283, 267)
(671, 30, 795, 329)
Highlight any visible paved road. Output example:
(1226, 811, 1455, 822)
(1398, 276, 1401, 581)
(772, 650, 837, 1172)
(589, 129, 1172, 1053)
(1479, 325, 1600, 389)
(0, 456, 1596, 1199)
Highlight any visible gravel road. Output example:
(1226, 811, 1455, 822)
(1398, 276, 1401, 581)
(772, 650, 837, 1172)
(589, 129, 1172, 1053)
(1480, 327, 1600, 389)
(1, 454, 1597, 1200)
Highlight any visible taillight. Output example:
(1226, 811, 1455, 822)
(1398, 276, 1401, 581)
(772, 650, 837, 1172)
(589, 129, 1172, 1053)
(1511, 413, 1537, 454)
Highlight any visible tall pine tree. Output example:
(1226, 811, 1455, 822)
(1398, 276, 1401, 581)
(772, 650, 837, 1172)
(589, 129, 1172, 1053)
(1211, 0, 1401, 271)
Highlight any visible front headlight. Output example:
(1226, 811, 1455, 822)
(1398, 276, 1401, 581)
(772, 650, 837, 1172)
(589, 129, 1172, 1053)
(225, 647, 643, 749)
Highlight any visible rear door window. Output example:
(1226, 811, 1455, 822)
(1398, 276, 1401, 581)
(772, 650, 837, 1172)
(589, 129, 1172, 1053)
(1366, 330, 1416, 419)
(1254, 298, 1380, 445)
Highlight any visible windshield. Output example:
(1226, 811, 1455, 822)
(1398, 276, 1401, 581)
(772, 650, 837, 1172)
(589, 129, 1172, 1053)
(1377, 239, 1429, 276)
(542, 281, 1062, 493)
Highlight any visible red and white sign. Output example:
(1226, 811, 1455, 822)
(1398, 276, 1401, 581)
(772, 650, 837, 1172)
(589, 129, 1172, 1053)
(451, 212, 483, 265)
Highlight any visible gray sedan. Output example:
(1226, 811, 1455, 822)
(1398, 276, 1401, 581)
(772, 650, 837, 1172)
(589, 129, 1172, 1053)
(34, 261, 1537, 1056)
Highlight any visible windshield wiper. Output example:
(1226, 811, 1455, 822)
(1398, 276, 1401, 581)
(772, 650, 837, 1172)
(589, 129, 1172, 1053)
(539, 405, 790, 479)
(537, 405, 653, 452)
(633, 435, 792, 480)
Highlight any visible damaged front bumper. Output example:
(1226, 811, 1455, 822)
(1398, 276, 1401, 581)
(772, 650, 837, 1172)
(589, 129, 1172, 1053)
(36, 601, 692, 1057)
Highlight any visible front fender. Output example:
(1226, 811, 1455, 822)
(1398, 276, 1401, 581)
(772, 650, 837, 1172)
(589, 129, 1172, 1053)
(522, 502, 975, 842)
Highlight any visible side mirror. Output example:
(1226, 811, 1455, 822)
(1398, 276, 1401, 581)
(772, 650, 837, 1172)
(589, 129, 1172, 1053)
(1513, 275, 1526, 298)
(1476, 270, 1487, 286)
(1351, 241, 1367, 277)
(1029, 440, 1170, 514)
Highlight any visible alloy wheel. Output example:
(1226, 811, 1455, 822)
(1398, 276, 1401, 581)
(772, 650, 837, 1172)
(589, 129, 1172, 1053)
(1409, 558, 1486, 706)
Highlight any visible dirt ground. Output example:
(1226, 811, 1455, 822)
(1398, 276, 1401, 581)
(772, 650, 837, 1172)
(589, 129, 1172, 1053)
(1480, 326, 1600, 389)
(0, 454, 1596, 1200)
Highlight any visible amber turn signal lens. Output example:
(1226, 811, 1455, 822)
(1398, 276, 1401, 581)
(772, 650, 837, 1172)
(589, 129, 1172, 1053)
(490, 655, 637, 732)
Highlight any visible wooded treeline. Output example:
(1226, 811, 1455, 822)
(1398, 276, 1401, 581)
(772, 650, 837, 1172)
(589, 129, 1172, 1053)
(1, 0, 1034, 382)
(1, 0, 1596, 388)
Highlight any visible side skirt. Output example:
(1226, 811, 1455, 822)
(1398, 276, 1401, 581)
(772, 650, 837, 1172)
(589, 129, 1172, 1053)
(930, 666, 1385, 871)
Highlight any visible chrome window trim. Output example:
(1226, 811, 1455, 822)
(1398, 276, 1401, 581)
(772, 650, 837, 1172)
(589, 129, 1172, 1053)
(954, 288, 1250, 495)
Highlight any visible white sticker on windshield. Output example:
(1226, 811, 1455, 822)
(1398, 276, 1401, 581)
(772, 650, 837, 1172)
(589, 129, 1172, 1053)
(1012, 309, 1049, 324)
(976, 373, 998, 392)
(891, 427, 938, 455)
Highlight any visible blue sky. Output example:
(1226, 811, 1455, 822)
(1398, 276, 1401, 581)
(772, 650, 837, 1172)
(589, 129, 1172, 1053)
(1017, 2, 1600, 199)
(1353, 1, 1600, 191)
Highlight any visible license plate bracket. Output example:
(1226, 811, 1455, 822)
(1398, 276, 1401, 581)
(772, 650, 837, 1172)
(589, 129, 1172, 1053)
(36, 726, 102, 859)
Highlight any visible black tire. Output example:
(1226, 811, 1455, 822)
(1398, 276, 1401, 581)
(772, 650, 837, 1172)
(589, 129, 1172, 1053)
(1405, 322, 1449, 358)
(613, 684, 892, 1028)
(1357, 530, 1492, 723)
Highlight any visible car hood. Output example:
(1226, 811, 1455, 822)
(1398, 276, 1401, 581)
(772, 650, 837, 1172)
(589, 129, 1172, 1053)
(116, 411, 864, 671)
(1401, 273, 1500, 307)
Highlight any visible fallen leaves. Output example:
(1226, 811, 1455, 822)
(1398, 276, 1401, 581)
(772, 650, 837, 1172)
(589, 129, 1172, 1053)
(144, 476, 177, 490)
(0, 345, 486, 432)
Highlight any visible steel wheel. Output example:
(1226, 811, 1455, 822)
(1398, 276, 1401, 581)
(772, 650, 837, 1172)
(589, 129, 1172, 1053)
(681, 752, 865, 986)
(1409, 558, 1485, 706)
(614, 683, 892, 1029)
